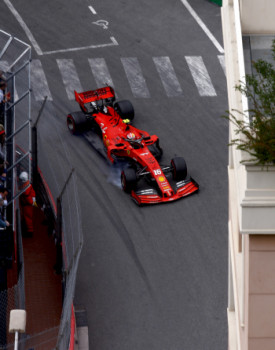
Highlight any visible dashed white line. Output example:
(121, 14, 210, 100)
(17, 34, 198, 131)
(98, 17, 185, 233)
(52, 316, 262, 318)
(180, 0, 224, 54)
(185, 56, 216, 96)
(88, 5, 97, 15)
(3, 0, 43, 56)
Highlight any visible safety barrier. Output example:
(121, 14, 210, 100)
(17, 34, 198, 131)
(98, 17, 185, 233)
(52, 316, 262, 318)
(0, 29, 83, 350)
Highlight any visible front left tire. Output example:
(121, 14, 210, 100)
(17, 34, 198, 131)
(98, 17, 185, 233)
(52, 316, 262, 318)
(114, 100, 135, 121)
(67, 111, 88, 134)
(171, 157, 187, 181)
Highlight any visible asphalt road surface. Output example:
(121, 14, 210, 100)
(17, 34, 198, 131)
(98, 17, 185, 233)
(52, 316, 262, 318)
(1, 0, 228, 349)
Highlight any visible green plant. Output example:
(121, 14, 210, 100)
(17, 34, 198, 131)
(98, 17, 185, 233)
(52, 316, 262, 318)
(225, 40, 275, 165)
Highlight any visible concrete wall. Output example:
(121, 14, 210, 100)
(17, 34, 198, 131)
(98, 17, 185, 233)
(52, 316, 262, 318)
(240, 0, 275, 34)
(248, 236, 275, 350)
(222, 0, 275, 349)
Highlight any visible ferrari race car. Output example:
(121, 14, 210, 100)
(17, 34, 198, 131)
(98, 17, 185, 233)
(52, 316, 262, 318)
(67, 86, 199, 205)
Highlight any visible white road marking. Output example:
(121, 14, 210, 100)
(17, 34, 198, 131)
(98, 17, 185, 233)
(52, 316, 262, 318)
(88, 58, 115, 88)
(3, 0, 43, 56)
(218, 55, 226, 75)
(31, 60, 52, 101)
(185, 56, 216, 96)
(153, 57, 183, 97)
(180, 0, 224, 54)
(43, 37, 119, 55)
(57, 59, 83, 100)
(93, 20, 109, 30)
(88, 5, 97, 15)
(4, 0, 118, 56)
(121, 58, 150, 98)
(23, 54, 221, 102)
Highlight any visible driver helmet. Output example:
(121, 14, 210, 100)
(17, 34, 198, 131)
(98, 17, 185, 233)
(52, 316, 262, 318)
(19, 171, 29, 183)
(127, 132, 136, 140)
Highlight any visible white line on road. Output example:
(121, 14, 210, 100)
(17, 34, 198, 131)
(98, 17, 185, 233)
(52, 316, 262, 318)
(57, 59, 83, 100)
(153, 57, 183, 97)
(180, 0, 224, 54)
(121, 58, 150, 98)
(88, 5, 97, 15)
(185, 56, 217, 96)
(31, 60, 52, 101)
(43, 37, 119, 55)
(218, 55, 226, 75)
(88, 58, 115, 88)
(3, 0, 43, 56)
(4, 0, 118, 56)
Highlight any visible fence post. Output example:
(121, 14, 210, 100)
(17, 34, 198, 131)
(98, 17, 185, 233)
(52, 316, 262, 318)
(31, 96, 47, 189)
(55, 169, 75, 279)
(31, 126, 38, 189)
(55, 196, 63, 277)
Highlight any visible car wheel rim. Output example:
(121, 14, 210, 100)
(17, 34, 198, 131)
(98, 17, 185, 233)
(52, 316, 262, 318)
(67, 118, 74, 131)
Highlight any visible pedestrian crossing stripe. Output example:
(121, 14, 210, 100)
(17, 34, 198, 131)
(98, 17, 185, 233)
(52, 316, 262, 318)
(153, 57, 183, 97)
(57, 59, 83, 101)
(31, 59, 53, 101)
(121, 57, 150, 98)
(27, 56, 225, 101)
(185, 56, 216, 97)
(88, 58, 114, 90)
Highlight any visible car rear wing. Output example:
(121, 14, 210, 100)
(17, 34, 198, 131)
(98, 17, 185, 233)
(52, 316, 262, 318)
(74, 86, 115, 109)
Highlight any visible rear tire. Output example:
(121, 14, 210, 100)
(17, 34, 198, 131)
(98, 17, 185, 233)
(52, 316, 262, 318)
(171, 157, 187, 181)
(121, 168, 137, 193)
(67, 111, 88, 134)
(114, 100, 135, 121)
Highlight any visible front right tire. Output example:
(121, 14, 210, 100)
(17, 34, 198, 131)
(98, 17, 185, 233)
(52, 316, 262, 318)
(114, 100, 135, 121)
(121, 168, 137, 193)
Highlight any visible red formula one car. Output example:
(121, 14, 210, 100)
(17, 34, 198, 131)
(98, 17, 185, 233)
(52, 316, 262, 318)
(67, 86, 199, 205)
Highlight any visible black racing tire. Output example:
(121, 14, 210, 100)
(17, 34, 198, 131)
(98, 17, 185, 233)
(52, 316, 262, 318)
(114, 100, 135, 121)
(67, 111, 88, 134)
(121, 168, 137, 193)
(171, 157, 187, 181)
